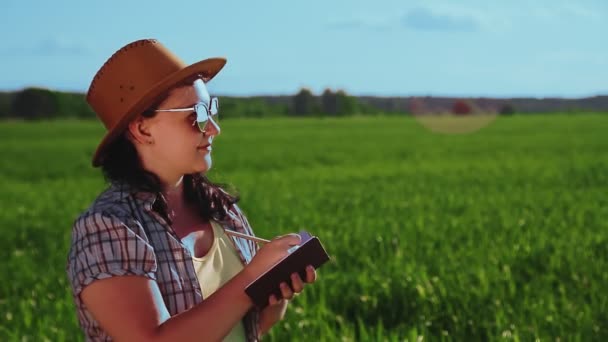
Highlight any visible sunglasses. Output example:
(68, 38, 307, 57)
(154, 97, 219, 132)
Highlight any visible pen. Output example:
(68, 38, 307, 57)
(224, 230, 271, 244)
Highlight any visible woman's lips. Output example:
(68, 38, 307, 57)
(198, 144, 212, 151)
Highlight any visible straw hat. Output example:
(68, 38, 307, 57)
(86, 39, 226, 167)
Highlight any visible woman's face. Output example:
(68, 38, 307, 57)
(144, 79, 220, 176)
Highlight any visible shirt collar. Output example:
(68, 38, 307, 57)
(110, 181, 159, 209)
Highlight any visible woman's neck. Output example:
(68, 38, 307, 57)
(161, 176, 185, 209)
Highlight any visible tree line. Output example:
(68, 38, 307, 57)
(2, 87, 605, 120)
(0, 88, 394, 120)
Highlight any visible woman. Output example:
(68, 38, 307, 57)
(66, 39, 317, 341)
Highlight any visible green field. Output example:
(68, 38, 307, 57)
(1, 114, 607, 341)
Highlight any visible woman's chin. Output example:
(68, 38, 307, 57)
(193, 158, 211, 173)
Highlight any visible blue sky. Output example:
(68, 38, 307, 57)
(1, 0, 606, 97)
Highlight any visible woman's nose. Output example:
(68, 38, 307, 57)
(203, 117, 221, 136)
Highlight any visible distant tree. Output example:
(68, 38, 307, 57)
(213, 96, 288, 119)
(452, 100, 472, 115)
(55, 92, 96, 119)
(12, 87, 58, 120)
(321, 88, 338, 116)
(293, 88, 316, 116)
(499, 104, 515, 115)
(335, 90, 358, 116)
(0, 92, 12, 118)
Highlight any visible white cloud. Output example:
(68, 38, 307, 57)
(326, 6, 492, 33)
(401, 7, 481, 32)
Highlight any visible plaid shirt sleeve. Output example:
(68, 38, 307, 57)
(67, 212, 158, 297)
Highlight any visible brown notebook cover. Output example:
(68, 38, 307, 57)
(245, 235, 330, 308)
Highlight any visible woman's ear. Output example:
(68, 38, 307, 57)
(127, 116, 153, 145)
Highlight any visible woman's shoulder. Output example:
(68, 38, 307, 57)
(69, 189, 155, 257)
(72, 183, 143, 232)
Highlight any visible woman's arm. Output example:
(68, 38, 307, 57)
(79, 233, 304, 341)
(81, 267, 255, 342)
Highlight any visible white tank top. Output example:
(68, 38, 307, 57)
(191, 220, 247, 341)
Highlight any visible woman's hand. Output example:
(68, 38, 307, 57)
(270, 265, 317, 302)
(246, 234, 318, 302)
(259, 265, 318, 336)
(244, 234, 302, 281)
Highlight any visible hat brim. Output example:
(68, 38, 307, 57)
(91, 57, 226, 167)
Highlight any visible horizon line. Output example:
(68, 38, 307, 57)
(0, 86, 606, 100)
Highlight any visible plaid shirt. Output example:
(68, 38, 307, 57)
(66, 182, 261, 341)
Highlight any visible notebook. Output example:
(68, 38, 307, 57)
(244, 231, 330, 308)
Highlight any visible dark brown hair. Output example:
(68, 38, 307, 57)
(100, 109, 238, 224)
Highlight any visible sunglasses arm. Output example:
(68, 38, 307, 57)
(154, 107, 194, 113)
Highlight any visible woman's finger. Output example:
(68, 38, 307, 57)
(290, 273, 304, 293)
(305, 265, 317, 283)
(268, 294, 279, 306)
(271, 233, 302, 247)
(280, 282, 294, 300)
